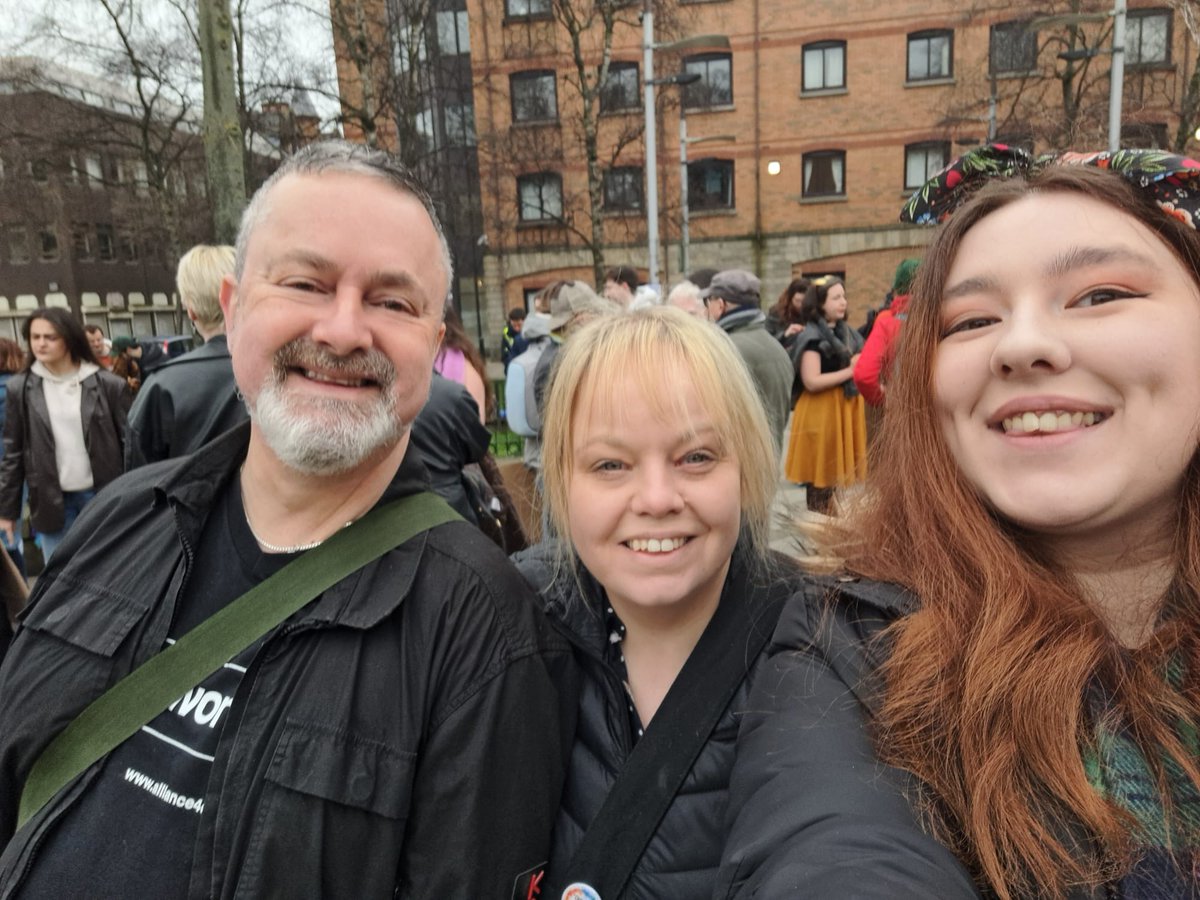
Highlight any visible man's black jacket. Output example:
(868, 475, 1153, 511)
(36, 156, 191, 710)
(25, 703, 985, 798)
(0, 424, 577, 898)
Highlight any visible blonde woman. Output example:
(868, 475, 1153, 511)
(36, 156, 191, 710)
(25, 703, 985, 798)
(514, 307, 800, 897)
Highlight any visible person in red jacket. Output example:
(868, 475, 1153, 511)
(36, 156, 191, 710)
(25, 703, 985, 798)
(853, 258, 920, 405)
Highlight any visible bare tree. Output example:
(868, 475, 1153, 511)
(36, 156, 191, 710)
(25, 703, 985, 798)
(943, 1, 1197, 153)
(1169, 0, 1200, 150)
(476, 0, 687, 285)
(4, 1, 210, 262)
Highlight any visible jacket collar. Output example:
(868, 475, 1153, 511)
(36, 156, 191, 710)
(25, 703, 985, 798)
(542, 538, 788, 656)
(716, 306, 766, 333)
(151, 421, 436, 630)
(815, 573, 920, 616)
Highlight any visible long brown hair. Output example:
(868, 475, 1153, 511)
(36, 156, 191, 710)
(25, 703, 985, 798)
(21, 307, 98, 371)
(439, 305, 493, 420)
(770, 277, 809, 327)
(0, 338, 23, 375)
(834, 166, 1200, 898)
(798, 276, 844, 324)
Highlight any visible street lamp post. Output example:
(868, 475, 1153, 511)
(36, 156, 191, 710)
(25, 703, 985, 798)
(647, 70, 734, 277)
(1108, 0, 1127, 153)
(640, 3, 728, 288)
(1042, 0, 1127, 152)
(642, 3, 658, 288)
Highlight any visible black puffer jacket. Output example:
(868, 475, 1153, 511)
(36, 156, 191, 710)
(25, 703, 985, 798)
(716, 576, 982, 898)
(513, 541, 800, 899)
(0, 368, 130, 533)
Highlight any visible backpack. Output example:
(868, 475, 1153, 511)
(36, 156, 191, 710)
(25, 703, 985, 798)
(505, 339, 549, 437)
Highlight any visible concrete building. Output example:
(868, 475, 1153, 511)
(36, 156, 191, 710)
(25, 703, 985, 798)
(0, 56, 212, 331)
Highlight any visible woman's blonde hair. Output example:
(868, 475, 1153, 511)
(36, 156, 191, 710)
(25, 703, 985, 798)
(540, 306, 778, 557)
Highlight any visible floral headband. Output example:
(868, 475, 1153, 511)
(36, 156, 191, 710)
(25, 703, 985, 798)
(899, 144, 1200, 230)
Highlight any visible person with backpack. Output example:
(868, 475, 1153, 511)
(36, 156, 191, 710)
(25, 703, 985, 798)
(504, 309, 554, 474)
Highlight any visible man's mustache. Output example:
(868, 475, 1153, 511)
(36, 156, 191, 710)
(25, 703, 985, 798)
(271, 339, 396, 390)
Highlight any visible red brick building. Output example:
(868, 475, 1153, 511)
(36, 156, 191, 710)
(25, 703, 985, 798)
(465, 0, 1193, 327)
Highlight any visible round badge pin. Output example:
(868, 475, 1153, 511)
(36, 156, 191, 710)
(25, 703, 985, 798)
(560, 884, 602, 900)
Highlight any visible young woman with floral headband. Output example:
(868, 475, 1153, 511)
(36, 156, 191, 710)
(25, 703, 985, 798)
(717, 146, 1200, 899)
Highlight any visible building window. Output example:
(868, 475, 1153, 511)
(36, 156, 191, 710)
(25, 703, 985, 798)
(1122, 121, 1169, 148)
(28, 159, 49, 183)
(445, 104, 477, 146)
(120, 232, 138, 263)
(73, 224, 93, 261)
(905, 142, 949, 189)
(803, 150, 845, 198)
(687, 158, 734, 210)
(600, 62, 639, 113)
(603, 166, 643, 211)
(506, 0, 550, 17)
(85, 154, 103, 186)
(415, 107, 436, 147)
(1126, 9, 1170, 66)
(908, 30, 952, 81)
(518, 172, 563, 222)
(39, 228, 59, 262)
(7, 227, 28, 265)
(133, 160, 149, 196)
(510, 70, 557, 123)
(437, 10, 469, 55)
(96, 225, 116, 262)
(683, 53, 732, 109)
(393, 22, 427, 73)
(991, 21, 1037, 75)
(802, 41, 845, 92)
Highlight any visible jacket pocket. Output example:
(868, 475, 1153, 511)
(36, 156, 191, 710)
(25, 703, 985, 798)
(234, 720, 416, 897)
(265, 718, 416, 819)
(21, 578, 143, 658)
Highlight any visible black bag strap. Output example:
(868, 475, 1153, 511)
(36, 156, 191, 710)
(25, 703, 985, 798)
(562, 571, 791, 898)
(17, 490, 460, 830)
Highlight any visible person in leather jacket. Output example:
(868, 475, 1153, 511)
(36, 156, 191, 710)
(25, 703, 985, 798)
(125, 244, 248, 469)
(0, 307, 129, 563)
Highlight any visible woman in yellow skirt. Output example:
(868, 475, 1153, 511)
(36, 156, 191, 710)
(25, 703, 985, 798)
(783, 276, 867, 513)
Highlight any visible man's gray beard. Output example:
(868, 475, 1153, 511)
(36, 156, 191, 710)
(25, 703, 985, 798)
(247, 342, 405, 476)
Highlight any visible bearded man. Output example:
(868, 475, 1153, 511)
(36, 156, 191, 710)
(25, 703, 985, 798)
(0, 142, 575, 899)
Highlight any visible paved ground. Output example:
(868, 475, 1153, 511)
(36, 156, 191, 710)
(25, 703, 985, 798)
(769, 479, 808, 558)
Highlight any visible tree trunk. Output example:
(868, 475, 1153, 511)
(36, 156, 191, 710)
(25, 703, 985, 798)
(199, 0, 247, 244)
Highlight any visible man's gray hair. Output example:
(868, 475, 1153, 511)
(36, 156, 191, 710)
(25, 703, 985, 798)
(234, 140, 455, 296)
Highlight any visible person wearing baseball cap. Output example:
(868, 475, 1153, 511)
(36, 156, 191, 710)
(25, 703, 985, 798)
(702, 269, 794, 446)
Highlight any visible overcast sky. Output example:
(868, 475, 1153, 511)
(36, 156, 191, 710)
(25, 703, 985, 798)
(0, 0, 340, 120)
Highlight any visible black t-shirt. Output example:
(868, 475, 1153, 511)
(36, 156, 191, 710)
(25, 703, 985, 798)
(19, 479, 299, 899)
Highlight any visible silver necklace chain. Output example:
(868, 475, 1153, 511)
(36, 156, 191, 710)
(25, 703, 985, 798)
(240, 469, 355, 554)
(244, 521, 333, 554)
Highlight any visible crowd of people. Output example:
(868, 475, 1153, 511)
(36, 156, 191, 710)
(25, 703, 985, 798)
(0, 138, 1198, 899)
